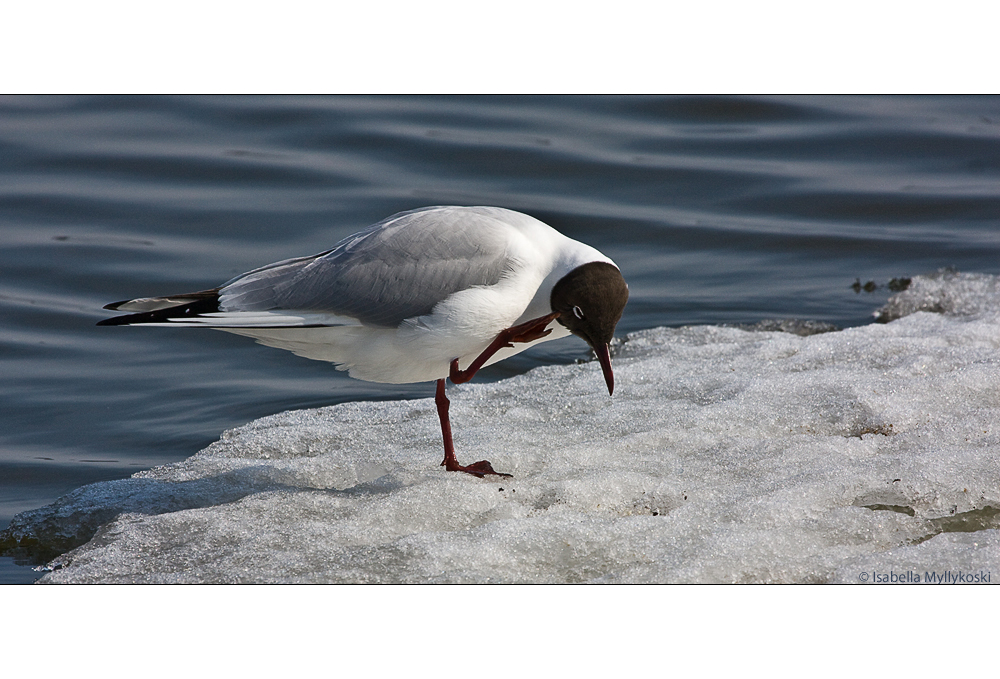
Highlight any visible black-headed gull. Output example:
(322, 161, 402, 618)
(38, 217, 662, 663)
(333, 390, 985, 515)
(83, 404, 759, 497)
(99, 206, 629, 477)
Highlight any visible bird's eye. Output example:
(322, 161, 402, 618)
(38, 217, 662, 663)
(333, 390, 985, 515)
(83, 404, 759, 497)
(572, 305, 585, 320)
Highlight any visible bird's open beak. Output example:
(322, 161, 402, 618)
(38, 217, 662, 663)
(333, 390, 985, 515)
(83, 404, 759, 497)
(594, 342, 614, 396)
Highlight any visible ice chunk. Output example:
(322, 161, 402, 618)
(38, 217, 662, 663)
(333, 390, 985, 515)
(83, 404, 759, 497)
(6, 273, 1000, 583)
(875, 269, 1000, 322)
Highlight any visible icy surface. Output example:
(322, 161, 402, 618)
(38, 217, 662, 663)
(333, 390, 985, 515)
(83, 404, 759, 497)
(874, 269, 1000, 322)
(9, 272, 1000, 583)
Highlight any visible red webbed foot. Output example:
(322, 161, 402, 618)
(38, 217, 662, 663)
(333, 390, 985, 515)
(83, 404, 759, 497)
(506, 312, 559, 344)
(441, 457, 513, 478)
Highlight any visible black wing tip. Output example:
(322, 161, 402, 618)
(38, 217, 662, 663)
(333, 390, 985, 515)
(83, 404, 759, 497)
(97, 291, 222, 326)
(96, 315, 134, 326)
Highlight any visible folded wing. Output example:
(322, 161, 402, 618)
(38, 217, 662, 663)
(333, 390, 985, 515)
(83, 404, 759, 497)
(99, 207, 517, 329)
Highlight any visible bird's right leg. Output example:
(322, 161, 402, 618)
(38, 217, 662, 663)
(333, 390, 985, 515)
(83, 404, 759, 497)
(449, 312, 560, 384)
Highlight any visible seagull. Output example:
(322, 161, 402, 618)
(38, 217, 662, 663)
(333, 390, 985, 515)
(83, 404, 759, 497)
(99, 206, 629, 478)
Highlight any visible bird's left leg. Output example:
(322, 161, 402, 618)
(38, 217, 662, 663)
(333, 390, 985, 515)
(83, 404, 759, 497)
(435, 378, 511, 478)
(449, 312, 560, 384)
(436, 312, 559, 478)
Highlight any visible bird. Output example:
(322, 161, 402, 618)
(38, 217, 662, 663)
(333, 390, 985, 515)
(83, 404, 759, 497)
(99, 206, 629, 478)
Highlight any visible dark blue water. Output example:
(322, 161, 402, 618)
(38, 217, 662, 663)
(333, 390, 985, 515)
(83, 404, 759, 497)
(3, 95, 1000, 582)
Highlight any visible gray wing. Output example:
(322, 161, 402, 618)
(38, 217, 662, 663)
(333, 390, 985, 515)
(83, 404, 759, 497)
(219, 207, 514, 327)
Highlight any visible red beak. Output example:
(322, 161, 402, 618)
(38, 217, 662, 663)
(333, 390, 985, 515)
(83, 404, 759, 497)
(594, 342, 614, 396)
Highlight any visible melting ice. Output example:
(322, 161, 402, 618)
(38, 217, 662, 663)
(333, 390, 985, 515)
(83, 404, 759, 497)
(3, 270, 999, 583)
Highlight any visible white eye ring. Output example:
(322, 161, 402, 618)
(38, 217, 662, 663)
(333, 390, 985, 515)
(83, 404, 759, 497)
(572, 305, 585, 320)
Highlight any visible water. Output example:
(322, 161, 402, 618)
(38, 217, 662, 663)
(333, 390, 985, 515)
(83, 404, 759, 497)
(2, 95, 999, 582)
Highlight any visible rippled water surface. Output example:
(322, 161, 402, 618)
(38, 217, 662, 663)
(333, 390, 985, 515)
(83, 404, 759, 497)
(3, 95, 999, 581)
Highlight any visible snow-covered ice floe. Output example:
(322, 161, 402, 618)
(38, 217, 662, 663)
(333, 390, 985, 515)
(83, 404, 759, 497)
(4, 270, 999, 583)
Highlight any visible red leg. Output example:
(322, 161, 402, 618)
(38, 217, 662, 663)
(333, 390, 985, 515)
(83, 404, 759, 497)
(435, 378, 511, 478)
(450, 312, 560, 384)
(435, 313, 559, 478)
